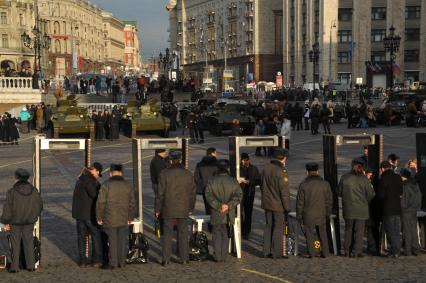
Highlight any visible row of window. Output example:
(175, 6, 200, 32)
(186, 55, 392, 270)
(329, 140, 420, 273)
(338, 50, 420, 63)
(338, 6, 421, 22)
(338, 28, 420, 43)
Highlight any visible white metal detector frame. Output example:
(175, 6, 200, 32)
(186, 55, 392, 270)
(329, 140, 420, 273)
(33, 135, 91, 268)
(132, 137, 188, 234)
(229, 136, 287, 259)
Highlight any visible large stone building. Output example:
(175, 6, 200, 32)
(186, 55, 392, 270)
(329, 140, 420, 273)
(167, 0, 284, 90)
(283, 0, 426, 88)
(102, 12, 125, 74)
(0, 0, 36, 75)
(123, 21, 142, 73)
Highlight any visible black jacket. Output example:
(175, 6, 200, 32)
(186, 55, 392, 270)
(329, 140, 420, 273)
(401, 179, 422, 214)
(261, 160, 290, 212)
(240, 163, 261, 192)
(1, 181, 43, 225)
(150, 155, 167, 185)
(296, 174, 333, 225)
(156, 164, 196, 218)
(72, 171, 100, 222)
(194, 156, 219, 194)
(377, 170, 403, 217)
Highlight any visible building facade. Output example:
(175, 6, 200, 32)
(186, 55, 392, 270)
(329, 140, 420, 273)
(123, 21, 142, 73)
(0, 0, 36, 75)
(283, 0, 426, 88)
(167, 0, 284, 90)
(102, 12, 125, 74)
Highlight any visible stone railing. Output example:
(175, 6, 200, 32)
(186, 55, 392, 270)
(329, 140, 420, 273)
(0, 77, 36, 90)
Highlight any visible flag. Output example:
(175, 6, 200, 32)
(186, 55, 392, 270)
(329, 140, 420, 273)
(392, 62, 401, 74)
(374, 63, 382, 72)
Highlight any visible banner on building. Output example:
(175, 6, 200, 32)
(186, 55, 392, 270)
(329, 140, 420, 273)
(276, 72, 283, 87)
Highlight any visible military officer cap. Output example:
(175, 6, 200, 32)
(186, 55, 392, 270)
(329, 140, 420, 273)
(155, 149, 166, 155)
(305, 162, 319, 172)
(399, 168, 411, 179)
(169, 150, 182, 160)
(273, 148, 289, 159)
(241, 153, 250, 160)
(110, 164, 123, 172)
(217, 159, 230, 169)
(351, 158, 365, 166)
(15, 168, 30, 181)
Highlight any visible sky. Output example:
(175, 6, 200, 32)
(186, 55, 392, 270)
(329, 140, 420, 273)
(90, 0, 170, 60)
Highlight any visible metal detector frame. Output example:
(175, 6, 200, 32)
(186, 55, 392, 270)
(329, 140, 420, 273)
(323, 134, 383, 255)
(132, 137, 189, 234)
(229, 136, 288, 259)
(33, 135, 91, 267)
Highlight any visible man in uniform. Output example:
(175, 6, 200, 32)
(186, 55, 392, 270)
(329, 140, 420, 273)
(239, 153, 261, 240)
(0, 168, 43, 273)
(156, 151, 196, 266)
(72, 162, 104, 267)
(150, 149, 168, 196)
(194, 148, 220, 218)
(205, 159, 242, 262)
(339, 158, 375, 257)
(296, 162, 333, 258)
(261, 148, 290, 259)
(96, 164, 136, 269)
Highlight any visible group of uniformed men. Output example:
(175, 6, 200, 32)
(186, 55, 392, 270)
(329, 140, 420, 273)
(1, 144, 424, 272)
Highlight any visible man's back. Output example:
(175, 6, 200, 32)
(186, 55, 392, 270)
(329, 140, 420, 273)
(261, 161, 289, 212)
(194, 156, 218, 194)
(156, 165, 196, 218)
(378, 170, 403, 216)
(297, 175, 332, 225)
(97, 176, 135, 228)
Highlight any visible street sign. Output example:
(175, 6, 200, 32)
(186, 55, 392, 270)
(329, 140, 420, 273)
(223, 69, 233, 78)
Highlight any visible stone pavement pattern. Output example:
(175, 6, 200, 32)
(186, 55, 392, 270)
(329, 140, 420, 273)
(0, 95, 425, 282)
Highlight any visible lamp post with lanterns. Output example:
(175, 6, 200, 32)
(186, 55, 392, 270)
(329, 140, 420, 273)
(158, 48, 176, 81)
(383, 25, 401, 90)
(21, 0, 51, 89)
(309, 43, 320, 94)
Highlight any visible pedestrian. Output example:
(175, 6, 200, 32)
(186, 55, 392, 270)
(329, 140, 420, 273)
(261, 148, 290, 259)
(19, 107, 31, 134)
(155, 151, 196, 266)
(338, 158, 375, 257)
(296, 162, 333, 258)
(303, 101, 310, 131)
(205, 159, 242, 262)
(400, 168, 422, 256)
(95, 111, 106, 141)
(365, 169, 382, 256)
(104, 110, 111, 140)
(280, 115, 291, 141)
(292, 102, 303, 131)
(346, 102, 353, 129)
(186, 111, 199, 143)
(231, 119, 242, 136)
(95, 76, 102, 96)
(254, 119, 267, 156)
(72, 163, 104, 268)
(320, 103, 331, 134)
(0, 168, 43, 273)
(150, 149, 168, 196)
(96, 164, 136, 269)
(194, 148, 220, 219)
(112, 80, 120, 103)
(387, 153, 400, 173)
(310, 104, 320, 135)
(239, 153, 261, 240)
(36, 104, 44, 133)
(109, 112, 120, 140)
(377, 161, 403, 258)
(5, 114, 19, 145)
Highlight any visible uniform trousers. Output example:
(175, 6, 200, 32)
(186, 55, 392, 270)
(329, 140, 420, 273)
(263, 210, 284, 258)
(344, 219, 365, 255)
(162, 218, 188, 262)
(212, 224, 229, 262)
(9, 224, 35, 271)
(303, 222, 329, 257)
(104, 226, 128, 267)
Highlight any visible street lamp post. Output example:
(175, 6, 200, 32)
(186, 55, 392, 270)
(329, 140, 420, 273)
(329, 21, 337, 83)
(158, 48, 176, 83)
(21, 0, 51, 89)
(383, 25, 401, 90)
(309, 43, 320, 94)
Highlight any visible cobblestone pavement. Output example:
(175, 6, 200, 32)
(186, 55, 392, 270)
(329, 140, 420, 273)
(0, 99, 425, 282)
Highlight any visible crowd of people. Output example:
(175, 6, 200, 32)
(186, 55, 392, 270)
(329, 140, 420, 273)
(2, 142, 425, 273)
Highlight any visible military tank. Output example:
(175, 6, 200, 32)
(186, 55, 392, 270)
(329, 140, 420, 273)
(202, 99, 255, 136)
(48, 106, 94, 139)
(122, 100, 170, 138)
